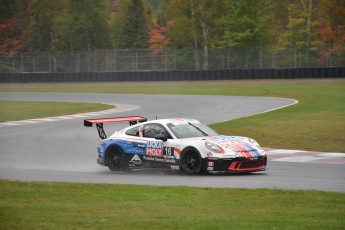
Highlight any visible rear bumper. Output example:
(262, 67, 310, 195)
(205, 155, 267, 173)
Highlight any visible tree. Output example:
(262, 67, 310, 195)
(0, 0, 20, 23)
(27, 0, 65, 51)
(149, 24, 170, 50)
(0, 0, 30, 58)
(114, 0, 150, 49)
(318, 0, 345, 65)
(57, 0, 112, 52)
(219, 0, 274, 68)
(163, 0, 226, 69)
(220, 0, 274, 50)
(277, 0, 320, 66)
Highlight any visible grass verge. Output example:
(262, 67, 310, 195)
(1, 80, 344, 152)
(1, 180, 344, 230)
(0, 101, 114, 122)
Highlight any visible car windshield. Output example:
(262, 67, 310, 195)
(167, 122, 218, 139)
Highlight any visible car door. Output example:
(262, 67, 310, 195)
(142, 123, 178, 164)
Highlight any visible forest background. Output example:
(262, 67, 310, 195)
(0, 0, 344, 72)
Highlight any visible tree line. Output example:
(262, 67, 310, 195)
(1, 0, 344, 67)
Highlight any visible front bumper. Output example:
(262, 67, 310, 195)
(205, 155, 267, 173)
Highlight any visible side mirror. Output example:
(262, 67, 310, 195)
(155, 133, 168, 142)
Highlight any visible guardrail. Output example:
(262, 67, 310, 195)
(0, 67, 344, 83)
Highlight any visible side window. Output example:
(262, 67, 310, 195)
(143, 124, 171, 139)
(125, 126, 140, 136)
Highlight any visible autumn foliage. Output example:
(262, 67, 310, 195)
(0, 2, 30, 58)
(149, 25, 170, 50)
(318, 0, 345, 65)
(0, 0, 344, 67)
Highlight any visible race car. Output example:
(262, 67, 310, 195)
(84, 116, 267, 174)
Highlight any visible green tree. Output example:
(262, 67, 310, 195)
(57, 0, 112, 52)
(163, 0, 226, 69)
(277, 0, 320, 66)
(27, 0, 65, 51)
(114, 0, 150, 49)
(220, 0, 274, 50)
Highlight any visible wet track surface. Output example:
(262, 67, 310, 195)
(0, 92, 344, 192)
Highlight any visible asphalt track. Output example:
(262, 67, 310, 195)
(0, 92, 344, 192)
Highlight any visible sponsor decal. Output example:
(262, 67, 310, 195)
(170, 165, 179, 170)
(145, 141, 176, 158)
(207, 136, 243, 143)
(127, 147, 145, 155)
(143, 156, 176, 163)
(146, 141, 163, 157)
(207, 162, 214, 171)
(131, 155, 142, 162)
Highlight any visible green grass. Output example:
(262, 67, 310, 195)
(1, 80, 344, 152)
(0, 101, 114, 122)
(209, 83, 345, 152)
(1, 180, 344, 230)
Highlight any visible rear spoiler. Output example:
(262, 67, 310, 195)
(84, 116, 147, 140)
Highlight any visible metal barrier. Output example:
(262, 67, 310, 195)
(0, 67, 344, 83)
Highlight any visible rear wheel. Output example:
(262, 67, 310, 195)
(180, 149, 203, 174)
(106, 146, 128, 171)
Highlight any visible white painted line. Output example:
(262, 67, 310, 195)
(0, 103, 141, 128)
(223, 97, 298, 122)
(266, 149, 301, 155)
(268, 149, 344, 164)
(271, 156, 317, 162)
(316, 153, 345, 158)
(0, 122, 22, 126)
(19, 120, 40, 124)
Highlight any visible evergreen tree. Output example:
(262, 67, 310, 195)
(57, 0, 112, 52)
(220, 0, 274, 50)
(115, 0, 150, 49)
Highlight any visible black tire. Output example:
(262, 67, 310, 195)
(105, 146, 128, 171)
(180, 148, 203, 174)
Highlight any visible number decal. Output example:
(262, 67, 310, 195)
(163, 147, 174, 157)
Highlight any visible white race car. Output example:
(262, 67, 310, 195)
(84, 116, 267, 174)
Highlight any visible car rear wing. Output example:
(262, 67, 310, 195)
(84, 116, 147, 140)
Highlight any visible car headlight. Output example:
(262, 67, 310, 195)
(248, 138, 260, 148)
(205, 141, 223, 153)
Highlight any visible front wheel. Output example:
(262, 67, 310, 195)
(180, 149, 203, 174)
(106, 146, 128, 171)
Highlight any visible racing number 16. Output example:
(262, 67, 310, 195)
(163, 147, 174, 156)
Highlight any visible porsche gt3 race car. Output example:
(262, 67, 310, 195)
(84, 116, 267, 174)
